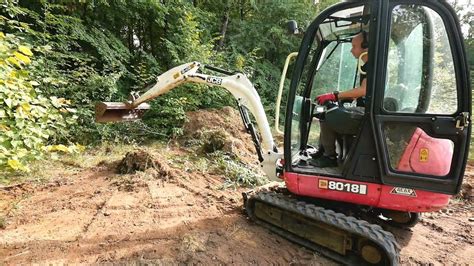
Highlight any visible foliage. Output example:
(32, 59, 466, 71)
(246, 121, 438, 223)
(0, 31, 78, 171)
(212, 151, 268, 188)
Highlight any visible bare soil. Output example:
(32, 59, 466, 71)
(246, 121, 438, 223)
(1, 107, 473, 264)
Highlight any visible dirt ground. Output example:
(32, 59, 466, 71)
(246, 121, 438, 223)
(0, 107, 473, 264)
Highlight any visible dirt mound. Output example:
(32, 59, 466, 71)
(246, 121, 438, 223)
(117, 149, 171, 177)
(111, 149, 176, 191)
(182, 107, 258, 165)
(183, 107, 244, 138)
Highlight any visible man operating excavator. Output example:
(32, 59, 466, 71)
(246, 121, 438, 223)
(311, 31, 369, 167)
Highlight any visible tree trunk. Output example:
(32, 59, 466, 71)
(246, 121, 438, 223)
(216, 1, 230, 51)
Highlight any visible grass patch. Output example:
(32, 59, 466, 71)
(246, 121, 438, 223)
(0, 137, 268, 190)
(0, 159, 79, 186)
(210, 151, 269, 188)
(59, 142, 152, 169)
(0, 141, 168, 186)
(167, 147, 268, 188)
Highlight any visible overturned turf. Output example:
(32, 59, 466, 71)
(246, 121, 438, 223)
(117, 149, 171, 178)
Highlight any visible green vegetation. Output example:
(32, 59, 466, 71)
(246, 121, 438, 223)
(214, 152, 269, 188)
(0, 0, 331, 173)
(0, 0, 472, 174)
(0, 0, 322, 173)
(0, 29, 81, 172)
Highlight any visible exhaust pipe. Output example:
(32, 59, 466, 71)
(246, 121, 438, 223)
(95, 102, 150, 123)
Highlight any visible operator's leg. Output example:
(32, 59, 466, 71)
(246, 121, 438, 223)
(310, 121, 338, 167)
(320, 121, 337, 157)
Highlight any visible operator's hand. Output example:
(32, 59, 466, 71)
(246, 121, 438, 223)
(315, 92, 337, 105)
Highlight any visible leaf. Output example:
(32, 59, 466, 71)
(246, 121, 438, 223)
(11, 140, 22, 148)
(75, 144, 86, 152)
(14, 51, 31, 65)
(23, 138, 32, 148)
(6, 57, 22, 68)
(47, 144, 69, 153)
(4, 98, 12, 108)
(20, 102, 31, 112)
(50, 96, 61, 108)
(7, 159, 27, 171)
(18, 45, 33, 56)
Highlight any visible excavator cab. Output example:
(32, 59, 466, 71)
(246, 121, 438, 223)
(284, 0, 471, 196)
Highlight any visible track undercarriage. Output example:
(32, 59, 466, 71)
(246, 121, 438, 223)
(243, 185, 400, 265)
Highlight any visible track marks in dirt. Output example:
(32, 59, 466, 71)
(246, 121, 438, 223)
(396, 213, 474, 265)
(1, 167, 327, 264)
(78, 198, 108, 241)
(0, 167, 252, 263)
(3, 160, 473, 264)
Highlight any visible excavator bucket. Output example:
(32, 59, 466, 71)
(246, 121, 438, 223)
(95, 102, 150, 123)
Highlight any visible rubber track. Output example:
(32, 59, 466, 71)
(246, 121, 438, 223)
(245, 189, 400, 265)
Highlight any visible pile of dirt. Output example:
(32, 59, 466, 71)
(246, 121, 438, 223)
(182, 107, 259, 165)
(107, 149, 176, 191)
(117, 149, 171, 176)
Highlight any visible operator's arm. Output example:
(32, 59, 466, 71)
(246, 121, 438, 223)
(338, 78, 366, 100)
(315, 78, 366, 104)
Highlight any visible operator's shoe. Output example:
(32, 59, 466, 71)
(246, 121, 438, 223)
(310, 149, 324, 160)
(309, 155, 338, 168)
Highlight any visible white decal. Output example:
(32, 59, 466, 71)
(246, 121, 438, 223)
(319, 179, 367, 195)
(206, 76, 223, 85)
(390, 187, 417, 197)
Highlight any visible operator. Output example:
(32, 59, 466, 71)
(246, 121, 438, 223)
(311, 31, 368, 168)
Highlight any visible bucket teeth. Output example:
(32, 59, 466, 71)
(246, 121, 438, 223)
(95, 102, 150, 123)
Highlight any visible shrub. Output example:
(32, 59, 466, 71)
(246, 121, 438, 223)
(0, 32, 75, 171)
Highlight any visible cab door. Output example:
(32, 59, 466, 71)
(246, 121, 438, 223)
(372, 0, 471, 194)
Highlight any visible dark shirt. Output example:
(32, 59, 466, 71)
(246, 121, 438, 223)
(356, 63, 367, 107)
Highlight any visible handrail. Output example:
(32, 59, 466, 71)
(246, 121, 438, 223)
(275, 52, 298, 135)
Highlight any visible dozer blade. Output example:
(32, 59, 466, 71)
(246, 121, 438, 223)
(95, 102, 150, 123)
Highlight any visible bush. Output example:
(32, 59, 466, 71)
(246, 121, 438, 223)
(0, 32, 75, 171)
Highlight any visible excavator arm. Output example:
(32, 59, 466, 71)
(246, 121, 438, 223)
(95, 62, 282, 180)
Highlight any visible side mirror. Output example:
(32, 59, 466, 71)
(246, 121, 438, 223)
(287, 20, 299, 35)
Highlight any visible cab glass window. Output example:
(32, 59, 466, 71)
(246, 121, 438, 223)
(289, 4, 366, 164)
(311, 42, 358, 100)
(384, 5, 457, 114)
(290, 40, 318, 158)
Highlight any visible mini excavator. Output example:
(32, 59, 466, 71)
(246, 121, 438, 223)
(95, 1, 471, 265)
